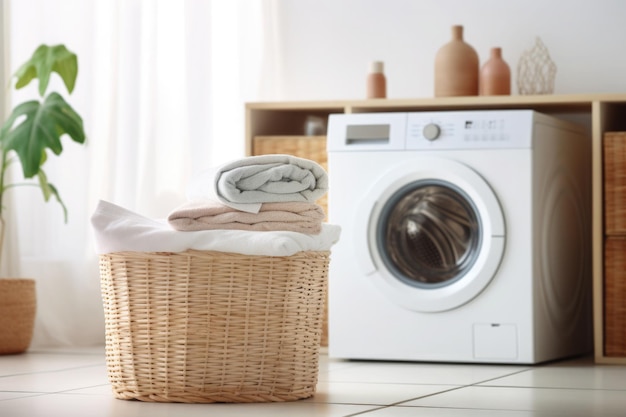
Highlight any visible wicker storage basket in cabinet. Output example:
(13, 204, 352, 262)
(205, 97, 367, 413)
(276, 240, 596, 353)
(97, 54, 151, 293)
(603, 238, 626, 357)
(604, 132, 626, 235)
(99, 250, 329, 403)
(603, 132, 626, 357)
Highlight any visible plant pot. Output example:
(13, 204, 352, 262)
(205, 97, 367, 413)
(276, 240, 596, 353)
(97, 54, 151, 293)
(0, 278, 36, 354)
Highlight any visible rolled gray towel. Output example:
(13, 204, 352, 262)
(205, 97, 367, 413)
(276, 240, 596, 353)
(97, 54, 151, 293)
(187, 154, 329, 213)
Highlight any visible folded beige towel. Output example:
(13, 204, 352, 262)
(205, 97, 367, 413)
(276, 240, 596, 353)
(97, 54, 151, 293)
(168, 200, 325, 234)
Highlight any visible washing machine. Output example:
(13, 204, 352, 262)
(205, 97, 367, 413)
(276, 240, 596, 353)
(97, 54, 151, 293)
(326, 110, 592, 364)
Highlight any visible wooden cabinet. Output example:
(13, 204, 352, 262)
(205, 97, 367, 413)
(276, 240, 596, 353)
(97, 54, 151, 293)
(245, 94, 626, 363)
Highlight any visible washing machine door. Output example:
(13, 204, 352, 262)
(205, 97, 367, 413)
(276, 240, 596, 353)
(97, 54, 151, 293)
(355, 157, 505, 312)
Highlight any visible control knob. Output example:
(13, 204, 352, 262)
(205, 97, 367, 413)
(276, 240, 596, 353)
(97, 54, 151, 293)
(422, 123, 441, 141)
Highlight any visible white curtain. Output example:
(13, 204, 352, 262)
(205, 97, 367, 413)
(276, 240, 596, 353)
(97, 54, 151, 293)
(3, 0, 277, 347)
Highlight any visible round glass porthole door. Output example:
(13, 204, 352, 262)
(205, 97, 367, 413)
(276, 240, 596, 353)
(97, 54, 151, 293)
(377, 180, 482, 290)
(359, 158, 506, 313)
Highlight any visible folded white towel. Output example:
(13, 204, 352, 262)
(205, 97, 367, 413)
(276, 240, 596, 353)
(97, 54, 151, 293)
(187, 154, 329, 213)
(90, 200, 341, 256)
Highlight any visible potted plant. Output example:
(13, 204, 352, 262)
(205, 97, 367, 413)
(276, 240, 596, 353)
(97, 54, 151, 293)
(0, 44, 86, 354)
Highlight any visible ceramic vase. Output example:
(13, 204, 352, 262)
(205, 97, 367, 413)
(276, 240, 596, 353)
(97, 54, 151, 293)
(367, 61, 387, 99)
(434, 25, 479, 97)
(480, 47, 511, 96)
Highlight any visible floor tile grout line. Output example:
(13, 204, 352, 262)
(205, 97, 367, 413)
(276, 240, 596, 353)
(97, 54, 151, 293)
(318, 380, 464, 388)
(462, 363, 626, 392)
(458, 384, 626, 393)
(0, 363, 107, 379)
(387, 384, 470, 407)
(390, 404, 550, 415)
(320, 370, 535, 388)
(388, 403, 587, 417)
(0, 391, 62, 402)
(54, 383, 113, 395)
(0, 384, 113, 401)
(324, 368, 544, 411)
(306, 385, 474, 410)
(25, 350, 104, 356)
(342, 405, 389, 416)
(464, 367, 534, 387)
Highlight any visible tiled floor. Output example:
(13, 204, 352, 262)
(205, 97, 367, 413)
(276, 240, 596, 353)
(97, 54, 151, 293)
(1, 347, 626, 416)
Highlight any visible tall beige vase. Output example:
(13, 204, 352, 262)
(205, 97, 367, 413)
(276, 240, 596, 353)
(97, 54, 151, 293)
(480, 47, 511, 95)
(434, 25, 479, 97)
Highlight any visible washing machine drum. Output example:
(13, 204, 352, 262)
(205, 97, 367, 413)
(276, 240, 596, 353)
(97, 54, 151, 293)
(378, 180, 482, 288)
(356, 158, 506, 312)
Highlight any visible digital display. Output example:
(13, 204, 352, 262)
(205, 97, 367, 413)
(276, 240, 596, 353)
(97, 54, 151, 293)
(346, 124, 390, 145)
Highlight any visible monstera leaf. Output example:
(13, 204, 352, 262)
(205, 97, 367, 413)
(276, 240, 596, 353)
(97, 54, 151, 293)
(0, 92, 85, 179)
(38, 169, 68, 222)
(13, 44, 77, 96)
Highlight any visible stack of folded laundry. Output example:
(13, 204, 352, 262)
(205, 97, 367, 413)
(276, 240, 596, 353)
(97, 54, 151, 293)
(90, 154, 340, 257)
(168, 154, 329, 235)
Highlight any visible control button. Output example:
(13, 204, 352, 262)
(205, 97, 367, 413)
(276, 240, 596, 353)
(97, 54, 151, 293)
(423, 123, 441, 141)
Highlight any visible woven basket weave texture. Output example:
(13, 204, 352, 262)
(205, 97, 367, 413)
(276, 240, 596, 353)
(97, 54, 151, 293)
(603, 237, 626, 356)
(603, 132, 626, 357)
(0, 278, 36, 355)
(604, 132, 626, 234)
(100, 250, 328, 403)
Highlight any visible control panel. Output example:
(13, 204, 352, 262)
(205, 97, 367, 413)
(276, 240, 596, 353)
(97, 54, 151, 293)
(406, 111, 534, 150)
(327, 110, 535, 152)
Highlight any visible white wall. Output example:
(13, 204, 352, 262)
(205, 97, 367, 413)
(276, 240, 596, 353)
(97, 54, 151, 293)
(271, 0, 626, 101)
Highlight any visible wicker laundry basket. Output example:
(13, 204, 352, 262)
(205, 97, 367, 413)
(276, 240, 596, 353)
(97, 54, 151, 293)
(99, 249, 329, 403)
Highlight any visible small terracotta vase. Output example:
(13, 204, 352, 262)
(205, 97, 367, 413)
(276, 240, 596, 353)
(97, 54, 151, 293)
(367, 61, 387, 99)
(480, 47, 511, 96)
(434, 25, 479, 97)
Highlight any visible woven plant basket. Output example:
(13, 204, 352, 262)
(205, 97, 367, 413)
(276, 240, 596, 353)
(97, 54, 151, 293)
(0, 278, 36, 355)
(99, 249, 329, 403)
